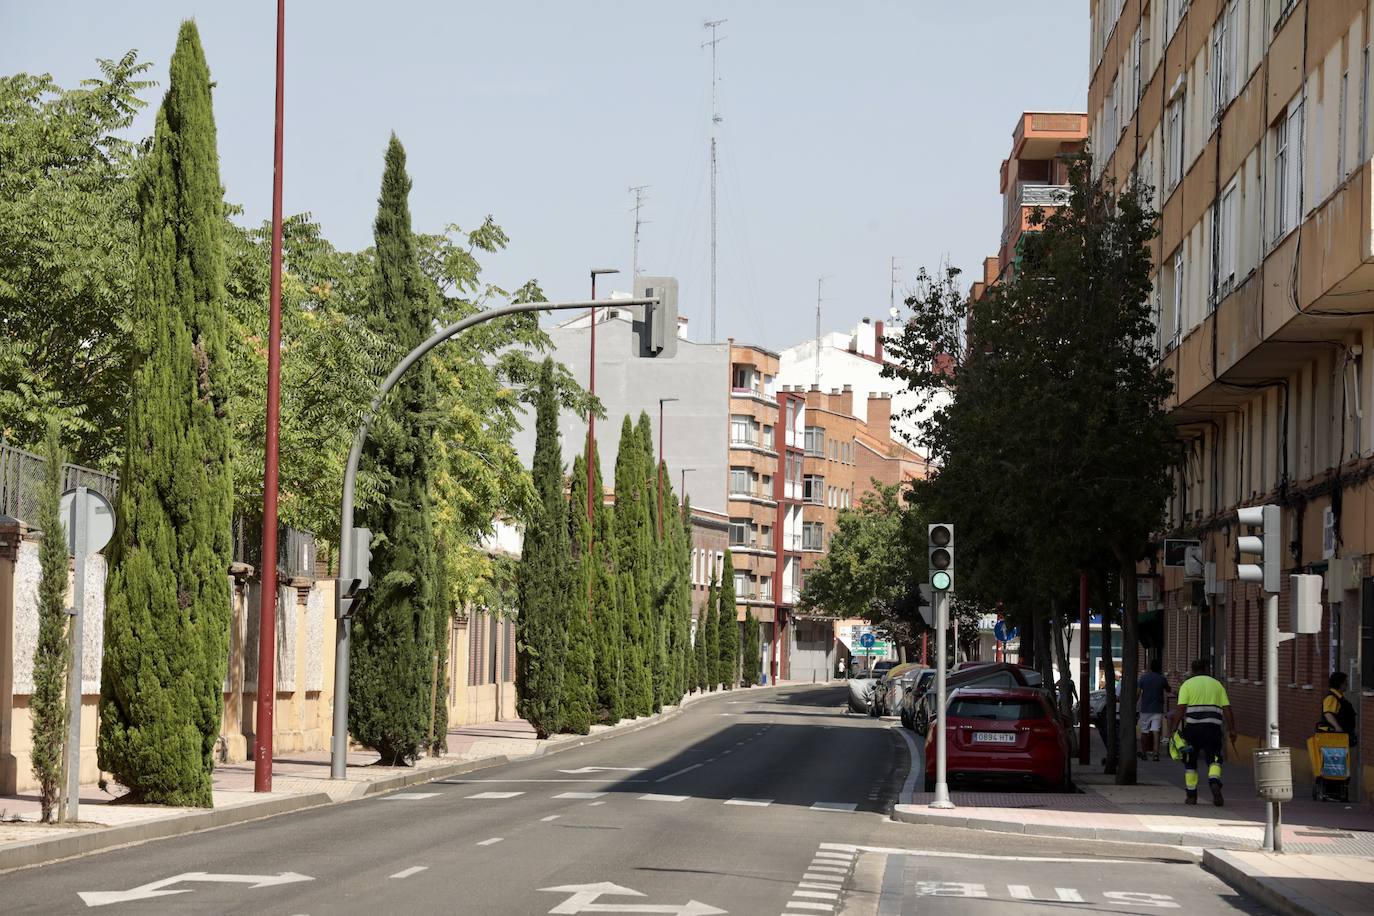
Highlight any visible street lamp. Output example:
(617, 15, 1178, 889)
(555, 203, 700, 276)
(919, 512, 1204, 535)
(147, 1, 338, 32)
(680, 467, 696, 496)
(587, 268, 620, 525)
(658, 397, 679, 538)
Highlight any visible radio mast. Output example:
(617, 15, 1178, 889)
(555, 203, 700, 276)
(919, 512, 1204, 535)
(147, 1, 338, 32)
(702, 18, 726, 343)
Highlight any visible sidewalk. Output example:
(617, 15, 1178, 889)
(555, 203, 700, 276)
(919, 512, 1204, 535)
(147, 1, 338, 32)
(895, 728, 1374, 854)
(0, 683, 779, 872)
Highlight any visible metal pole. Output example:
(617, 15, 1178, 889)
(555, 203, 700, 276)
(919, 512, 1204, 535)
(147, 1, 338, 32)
(62, 488, 88, 822)
(1079, 571, 1091, 765)
(657, 399, 664, 539)
(329, 297, 659, 778)
(586, 272, 597, 525)
(1264, 590, 1280, 851)
(931, 589, 953, 808)
(255, 0, 286, 795)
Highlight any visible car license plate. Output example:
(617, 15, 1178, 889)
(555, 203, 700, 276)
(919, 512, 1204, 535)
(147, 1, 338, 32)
(973, 732, 1016, 744)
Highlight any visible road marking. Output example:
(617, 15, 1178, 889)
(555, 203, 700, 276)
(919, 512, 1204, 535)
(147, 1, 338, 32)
(1009, 886, 1085, 902)
(793, 890, 839, 900)
(389, 866, 427, 880)
(476, 837, 504, 846)
(540, 881, 726, 915)
(891, 724, 921, 805)
(80, 872, 312, 907)
(812, 852, 852, 861)
(805, 866, 848, 875)
(810, 802, 857, 812)
(724, 798, 773, 807)
(782, 903, 833, 912)
(721, 750, 732, 755)
(802, 874, 844, 884)
(382, 792, 438, 800)
(441, 778, 648, 784)
(638, 793, 689, 802)
(820, 843, 1135, 865)
(467, 791, 524, 799)
(556, 791, 608, 799)
(654, 763, 702, 783)
(558, 766, 646, 775)
(542, 815, 562, 822)
(589, 801, 607, 806)
(799, 882, 842, 890)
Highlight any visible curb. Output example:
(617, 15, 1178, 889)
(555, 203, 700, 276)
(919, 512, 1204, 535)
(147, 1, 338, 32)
(890, 804, 1255, 851)
(0, 791, 331, 874)
(1203, 849, 1338, 916)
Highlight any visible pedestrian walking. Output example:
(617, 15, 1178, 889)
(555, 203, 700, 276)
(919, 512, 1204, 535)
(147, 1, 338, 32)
(1319, 671, 1357, 739)
(1137, 658, 1170, 762)
(1168, 659, 1237, 807)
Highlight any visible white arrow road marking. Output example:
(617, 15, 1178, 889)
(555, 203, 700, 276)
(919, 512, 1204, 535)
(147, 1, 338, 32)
(557, 767, 647, 775)
(80, 872, 312, 907)
(540, 882, 726, 915)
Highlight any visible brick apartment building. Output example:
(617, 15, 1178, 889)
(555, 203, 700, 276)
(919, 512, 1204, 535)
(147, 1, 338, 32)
(1088, 0, 1374, 790)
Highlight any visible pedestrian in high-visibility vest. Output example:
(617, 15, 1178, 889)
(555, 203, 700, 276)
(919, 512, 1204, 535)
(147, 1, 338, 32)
(1168, 659, 1238, 806)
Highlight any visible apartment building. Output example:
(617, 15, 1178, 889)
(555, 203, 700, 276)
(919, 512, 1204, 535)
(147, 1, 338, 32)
(1088, 0, 1374, 789)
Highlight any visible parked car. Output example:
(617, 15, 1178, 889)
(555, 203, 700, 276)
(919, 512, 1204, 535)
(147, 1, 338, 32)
(912, 662, 1035, 735)
(899, 669, 936, 729)
(924, 686, 1071, 792)
(870, 662, 922, 717)
(847, 676, 876, 714)
(881, 666, 924, 718)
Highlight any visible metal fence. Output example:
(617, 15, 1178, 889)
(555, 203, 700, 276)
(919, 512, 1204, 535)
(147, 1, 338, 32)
(0, 440, 120, 526)
(232, 515, 317, 582)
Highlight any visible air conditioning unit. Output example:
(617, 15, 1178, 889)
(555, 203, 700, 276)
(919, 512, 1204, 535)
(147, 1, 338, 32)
(1327, 556, 1362, 593)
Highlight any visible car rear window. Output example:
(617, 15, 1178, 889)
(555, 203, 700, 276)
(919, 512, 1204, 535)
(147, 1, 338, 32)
(949, 697, 1045, 721)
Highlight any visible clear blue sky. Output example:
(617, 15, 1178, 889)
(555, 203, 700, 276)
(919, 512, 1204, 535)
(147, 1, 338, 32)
(2, 1, 1086, 350)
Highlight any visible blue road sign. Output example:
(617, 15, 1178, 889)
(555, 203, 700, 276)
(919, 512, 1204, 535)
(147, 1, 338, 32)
(859, 632, 875, 649)
(993, 619, 1019, 643)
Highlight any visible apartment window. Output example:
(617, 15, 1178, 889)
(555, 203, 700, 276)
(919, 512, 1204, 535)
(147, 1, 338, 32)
(760, 525, 772, 549)
(1131, 26, 1143, 103)
(759, 576, 772, 602)
(1170, 248, 1184, 347)
(787, 401, 797, 430)
(1165, 96, 1185, 192)
(762, 424, 774, 446)
(1272, 98, 1303, 242)
(1211, 7, 1231, 117)
(1216, 178, 1238, 292)
(735, 572, 749, 599)
(729, 468, 750, 495)
(1338, 70, 1349, 182)
(730, 415, 751, 444)
(1362, 48, 1370, 166)
(1166, 0, 1189, 40)
(802, 521, 825, 551)
(728, 519, 749, 546)
(804, 426, 825, 457)
(1104, 74, 1119, 147)
(732, 366, 752, 391)
(803, 475, 825, 504)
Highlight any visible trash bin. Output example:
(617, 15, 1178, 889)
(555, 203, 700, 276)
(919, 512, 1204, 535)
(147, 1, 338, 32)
(1253, 746, 1294, 802)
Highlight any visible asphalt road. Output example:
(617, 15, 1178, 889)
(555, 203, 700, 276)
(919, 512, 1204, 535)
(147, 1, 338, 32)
(4, 685, 1270, 915)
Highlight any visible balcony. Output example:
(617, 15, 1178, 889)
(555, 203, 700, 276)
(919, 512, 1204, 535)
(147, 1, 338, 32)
(730, 434, 778, 456)
(728, 486, 777, 506)
(1020, 183, 1069, 207)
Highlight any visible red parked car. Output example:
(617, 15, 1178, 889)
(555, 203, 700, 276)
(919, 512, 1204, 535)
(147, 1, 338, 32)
(924, 687, 1071, 792)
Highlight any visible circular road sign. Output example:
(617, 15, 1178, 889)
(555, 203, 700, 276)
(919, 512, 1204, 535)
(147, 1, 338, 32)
(58, 487, 115, 556)
(994, 619, 1019, 643)
(859, 632, 875, 649)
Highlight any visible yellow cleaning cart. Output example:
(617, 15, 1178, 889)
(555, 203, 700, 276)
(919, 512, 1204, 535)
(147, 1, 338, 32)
(1307, 732, 1351, 802)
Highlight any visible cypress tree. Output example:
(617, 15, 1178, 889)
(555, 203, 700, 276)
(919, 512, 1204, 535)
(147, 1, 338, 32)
(635, 414, 668, 712)
(347, 135, 439, 764)
(515, 359, 570, 738)
(589, 442, 623, 723)
(98, 21, 233, 805)
(697, 573, 714, 692)
(718, 550, 740, 689)
(560, 454, 597, 735)
(704, 572, 720, 691)
(741, 608, 761, 687)
(614, 416, 653, 716)
(31, 421, 68, 822)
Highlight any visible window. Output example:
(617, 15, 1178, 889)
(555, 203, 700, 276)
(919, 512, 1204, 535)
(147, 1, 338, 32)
(730, 415, 754, 445)
(802, 522, 825, 551)
(734, 572, 749, 598)
(1165, 96, 1185, 192)
(1216, 178, 1238, 292)
(1211, 7, 1230, 116)
(728, 519, 749, 547)
(804, 426, 825, 457)
(1104, 74, 1119, 147)
(729, 468, 750, 495)
(1362, 48, 1370, 166)
(1131, 26, 1143, 104)
(760, 525, 772, 549)
(803, 475, 825, 504)
(759, 576, 772, 601)
(1272, 98, 1303, 242)
(1166, 0, 1189, 40)
(732, 366, 752, 391)
(1338, 70, 1349, 182)
(1170, 247, 1184, 347)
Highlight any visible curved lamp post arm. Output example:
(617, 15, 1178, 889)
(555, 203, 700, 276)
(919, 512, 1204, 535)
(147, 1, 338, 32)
(330, 296, 657, 778)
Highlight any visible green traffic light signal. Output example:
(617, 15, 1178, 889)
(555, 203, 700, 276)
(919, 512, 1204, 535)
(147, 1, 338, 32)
(931, 570, 951, 591)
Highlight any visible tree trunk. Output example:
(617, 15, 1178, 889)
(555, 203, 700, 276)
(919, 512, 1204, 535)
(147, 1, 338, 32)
(1050, 601, 1074, 722)
(1098, 569, 1118, 775)
(1035, 609, 1053, 701)
(1116, 555, 1140, 785)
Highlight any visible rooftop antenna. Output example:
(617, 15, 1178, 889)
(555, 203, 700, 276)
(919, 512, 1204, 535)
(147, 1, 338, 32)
(815, 275, 831, 387)
(890, 256, 904, 319)
(629, 185, 651, 278)
(702, 18, 726, 343)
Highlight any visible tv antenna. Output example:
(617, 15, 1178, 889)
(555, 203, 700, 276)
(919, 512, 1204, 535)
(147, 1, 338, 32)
(629, 185, 651, 278)
(702, 18, 726, 343)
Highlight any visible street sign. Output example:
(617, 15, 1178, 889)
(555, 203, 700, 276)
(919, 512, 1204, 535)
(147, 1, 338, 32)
(859, 632, 875, 649)
(993, 619, 1018, 643)
(58, 487, 115, 555)
(1163, 538, 1200, 568)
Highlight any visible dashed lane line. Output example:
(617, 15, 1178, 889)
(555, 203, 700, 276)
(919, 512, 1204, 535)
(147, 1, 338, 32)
(380, 792, 439, 800)
(465, 791, 524, 799)
(389, 866, 427, 879)
(541, 815, 561, 822)
(476, 837, 503, 846)
(810, 802, 858, 812)
(724, 798, 773, 807)
(653, 763, 702, 783)
(554, 791, 607, 799)
(638, 793, 690, 802)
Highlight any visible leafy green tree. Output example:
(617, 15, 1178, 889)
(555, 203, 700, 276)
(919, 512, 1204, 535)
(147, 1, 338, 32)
(698, 575, 716, 693)
(717, 551, 740, 689)
(741, 608, 761, 687)
(31, 420, 68, 821)
(704, 572, 720, 691)
(559, 454, 597, 735)
(0, 53, 150, 467)
(347, 135, 439, 764)
(98, 22, 233, 805)
(515, 358, 570, 738)
(614, 416, 653, 716)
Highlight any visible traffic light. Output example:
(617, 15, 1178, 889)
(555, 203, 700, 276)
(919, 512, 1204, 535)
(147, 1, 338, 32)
(633, 276, 679, 359)
(1290, 573, 1322, 633)
(336, 526, 373, 619)
(928, 523, 954, 591)
(1236, 504, 1280, 594)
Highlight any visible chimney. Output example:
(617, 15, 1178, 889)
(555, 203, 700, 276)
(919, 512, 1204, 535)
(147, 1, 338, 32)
(867, 393, 892, 440)
(839, 384, 854, 417)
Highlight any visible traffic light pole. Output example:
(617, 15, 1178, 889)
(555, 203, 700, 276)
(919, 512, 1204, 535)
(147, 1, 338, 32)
(330, 296, 659, 779)
(931, 588, 954, 809)
(1265, 590, 1281, 852)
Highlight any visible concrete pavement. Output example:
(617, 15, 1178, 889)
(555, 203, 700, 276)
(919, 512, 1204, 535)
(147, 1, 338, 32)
(2, 686, 1269, 914)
